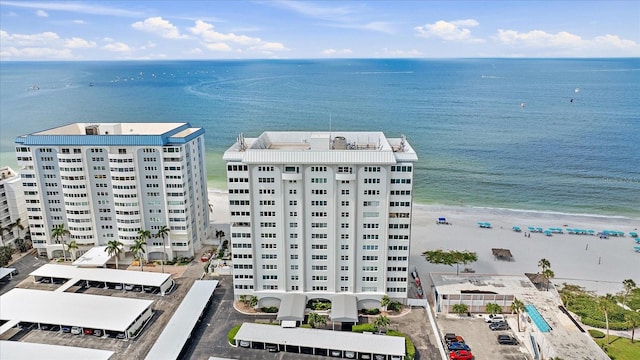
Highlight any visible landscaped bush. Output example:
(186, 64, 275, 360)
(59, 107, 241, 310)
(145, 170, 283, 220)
(388, 301, 403, 312)
(589, 329, 606, 338)
(227, 324, 242, 345)
(387, 330, 416, 360)
(300, 324, 311, 328)
(352, 323, 376, 333)
(361, 308, 381, 315)
(261, 306, 279, 313)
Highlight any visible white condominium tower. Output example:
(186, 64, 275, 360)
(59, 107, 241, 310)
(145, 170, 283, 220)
(224, 131, 418, 304)
(0, 166, 28, 247)
(15, 123, 208, 260)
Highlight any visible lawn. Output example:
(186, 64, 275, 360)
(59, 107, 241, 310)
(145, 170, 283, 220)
(594, 336, 640, 360)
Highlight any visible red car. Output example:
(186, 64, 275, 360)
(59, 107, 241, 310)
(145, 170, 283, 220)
(449, 350, 473, 360)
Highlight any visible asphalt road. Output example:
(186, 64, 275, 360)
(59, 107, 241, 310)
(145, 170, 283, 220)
(0, 250, 48, 296)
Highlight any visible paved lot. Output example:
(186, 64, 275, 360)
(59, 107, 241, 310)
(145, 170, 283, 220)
(437, 315, 532, 360)
(0, 249, 48, 296)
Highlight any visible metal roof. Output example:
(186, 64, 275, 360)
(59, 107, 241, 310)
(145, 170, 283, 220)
(0, 341, 114, 360)
(30, 263, 172, 287)
(72, 246, 111, 267)
(242, 150, 399, 165)
(235, 322, 405, 356)
(0, 268, 16, 279)
(276, 293, 307, 321)
(0, 288, 153, 332)
(144, 280, 218, 360)
(329, 294, 358, 322)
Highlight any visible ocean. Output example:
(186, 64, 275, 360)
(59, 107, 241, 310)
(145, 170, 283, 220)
(1, 59, 639, 218)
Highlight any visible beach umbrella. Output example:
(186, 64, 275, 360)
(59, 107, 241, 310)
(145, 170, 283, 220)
(629, 232, 638, 238)
(536, 227, 543, 233)
(528, 226, 535, 231)
(512, 226, 521, 232)
(484, 222, 492, 228)
(544, 230, 552, 236)
(587, 230, 595, 235)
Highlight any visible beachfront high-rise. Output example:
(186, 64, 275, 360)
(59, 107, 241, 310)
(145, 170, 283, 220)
(224, 131, 418, 305)
(0, 166, 28, 247)
(14, 123, 208, 260)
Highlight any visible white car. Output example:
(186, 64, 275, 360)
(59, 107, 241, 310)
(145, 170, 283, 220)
(484, 314, 505, 323)
(70, 326, 82, 335)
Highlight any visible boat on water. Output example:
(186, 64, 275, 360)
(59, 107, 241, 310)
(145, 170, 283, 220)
(28, 85, 39, 91)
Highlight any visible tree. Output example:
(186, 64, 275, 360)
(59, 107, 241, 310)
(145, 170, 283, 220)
(9, 218, 25, 237)
(0, 245, 14, 267)
(0, 224, 8, 246)
(599, 294, 616, 345)
(130, 237, 147, 272)
(307, 312, 327, 329)
(374, 315, 390, 333)
(380, 295, 391, 311)
(51, 224, 70, 261)
(422, 249, 478, 275)
(249, 296, 258, 308)
(155, 225, 170, 274)
(105, 240, 123, 269)
(542, 268, 555, 291)
(622, 279, 636, 306)
(538, 258, 551, 272)
(486, 303, 503, 315)
(625, 311, 640, 343)
(510, 298, 525, 332)
(452, 304, 468, 317)
(66, 240, 79, 260)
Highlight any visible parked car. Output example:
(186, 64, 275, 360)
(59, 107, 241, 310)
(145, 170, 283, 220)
(448, 342, 471, 351)
(344, 351, 356, 359)
(497, 335, 519, 345)
(93, 329, 103, 337)
(124, 284, 134, 291)
(444, 333, 458, 344)
(84, 328, 93, 335)
(61, 326, 71, 333)
(489, 321, 510, 331)
(266, 344, 279, 353)
(70, 326, 82, 335)
(116, 333, 126, 339)
(239, 340, 250, 348)
(449, 349, 473, 360)
(49, 325, 60, 332)
(484, 314, 505, 323)
(114, 284, 123, 290)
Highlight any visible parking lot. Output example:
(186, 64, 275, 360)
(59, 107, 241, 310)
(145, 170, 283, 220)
(437, 314, 532, 360)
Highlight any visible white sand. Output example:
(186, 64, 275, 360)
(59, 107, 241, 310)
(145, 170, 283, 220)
(207, 189, 639, 295)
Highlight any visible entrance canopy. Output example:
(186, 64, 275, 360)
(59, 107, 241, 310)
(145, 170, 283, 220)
(0, 341, 114, 360)
(330, 294, 358, 322)
(72, 246, 110, 267)
(276, 293, 306, 321)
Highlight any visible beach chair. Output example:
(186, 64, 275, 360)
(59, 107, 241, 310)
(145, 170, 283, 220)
(635, 239, 640, 244)
(635, 246, 640, 253)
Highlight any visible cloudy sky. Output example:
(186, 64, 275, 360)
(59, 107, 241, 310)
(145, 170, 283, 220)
(1, 1, 639, 60)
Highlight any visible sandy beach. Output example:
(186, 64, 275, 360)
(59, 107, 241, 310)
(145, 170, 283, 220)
(207, 188, 639, 295)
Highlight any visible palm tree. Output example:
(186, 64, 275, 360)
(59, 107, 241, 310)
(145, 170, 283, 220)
(599, 294, 616, 345)
(66, 240, 79, 260)
(510, 298, 525, 332)
(625, 311, 640, 343)
(155, 225, 170, 274)
(51, 224, 70, 261)
(130, 237, 147, 272)
(622, 279, 636, 306)
(542, 268, 555, 291)
(105, 240, 123, 269)
(538, 258, 551, 272)
(374, 315, 390, 334)
(380, 295, 391, 312)
(307, 312, 327, 329)
(486, 303, 503, 315)
(452, 304, 468, 317)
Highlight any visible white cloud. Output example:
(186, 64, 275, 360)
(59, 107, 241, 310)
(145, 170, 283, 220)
(132, 17, 188, 39)
(0, 30, 60, 46)
(322, 48, 353, 55)
(189, 19, 288, 53)
(35, 9, 48, 17)
(0, 46, 72, 59)
(415, 19, 484, 43)
(496, 29, 582, 48)
(380, 48, 422, 57)
(73, 20, 86, 25)
(103, 42, 131, 52)
(593, 34, 637, 49)
(1, 1, 142, 17)
(64, 37, 96, 48)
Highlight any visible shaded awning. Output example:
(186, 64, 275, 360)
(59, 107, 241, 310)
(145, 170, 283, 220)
(330, 294, 358, 322)
(276, 293, 306, 321)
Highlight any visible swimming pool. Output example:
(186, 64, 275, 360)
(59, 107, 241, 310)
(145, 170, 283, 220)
(525, 305, 552, 333)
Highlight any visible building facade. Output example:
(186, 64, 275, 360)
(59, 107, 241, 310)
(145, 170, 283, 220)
(15, 123, 208, 260)
(223, 131, 418, 305)
(0, 166, 28, 247)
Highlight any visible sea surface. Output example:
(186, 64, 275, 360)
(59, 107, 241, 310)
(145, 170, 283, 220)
(1, 59, 639, 218)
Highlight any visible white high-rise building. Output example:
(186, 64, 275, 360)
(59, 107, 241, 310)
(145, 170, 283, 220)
(224, 131, 418, 306)
(0, 166, 28, 247)
(15, 123, 208, 260)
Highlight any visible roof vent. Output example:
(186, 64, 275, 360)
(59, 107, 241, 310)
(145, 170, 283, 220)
(85, 125, 99, 135)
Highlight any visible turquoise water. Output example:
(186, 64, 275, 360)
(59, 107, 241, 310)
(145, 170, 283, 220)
(525, 304, 552, 333)
(1, 59, 638, 217)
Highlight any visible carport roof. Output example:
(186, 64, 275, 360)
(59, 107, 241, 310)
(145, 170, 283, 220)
(0, 288, 153, 332)
(276, 293, 307, 321)
(30, 263, 172, 287)
(145, 280, 219, 360)
(0, 268, 16, 279)
(235, 322, 405, 356)
(0, 341, 114, 360)
(72, 246, 111, 267)
(330, 294, 358, 322)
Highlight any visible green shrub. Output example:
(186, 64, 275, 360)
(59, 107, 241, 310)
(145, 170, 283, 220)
(388, 301, 403, 312)
(227, 324, 242, 345)
(261, 306, 279, 313)
(387, 330, 415, 360)
(361, 308, 381, 315)
(589, 329, 606, 338)
(352, 323, 376, 333)
(300, 324, 311, 329)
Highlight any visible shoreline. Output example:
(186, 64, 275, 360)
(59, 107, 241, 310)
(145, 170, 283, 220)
(207, 187, 639, 296)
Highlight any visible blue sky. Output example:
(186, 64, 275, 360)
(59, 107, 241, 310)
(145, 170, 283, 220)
(1, 1, 639, 60)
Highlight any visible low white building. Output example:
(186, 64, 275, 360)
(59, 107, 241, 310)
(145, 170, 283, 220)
(0, 166, 28, 247)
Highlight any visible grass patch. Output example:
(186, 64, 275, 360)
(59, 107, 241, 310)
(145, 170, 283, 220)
(227, 324, 242, 345)
(594, 335, 640, 360)
(560, 284, 638, 330)
(589, 329, 605, 338)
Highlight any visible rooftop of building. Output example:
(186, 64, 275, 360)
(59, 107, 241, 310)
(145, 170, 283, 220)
(0, 166, 19, 181)
(33, 122, 189, 136)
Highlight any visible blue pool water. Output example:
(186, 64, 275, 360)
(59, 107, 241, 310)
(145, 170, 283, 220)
(525, 305, 552, 333)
